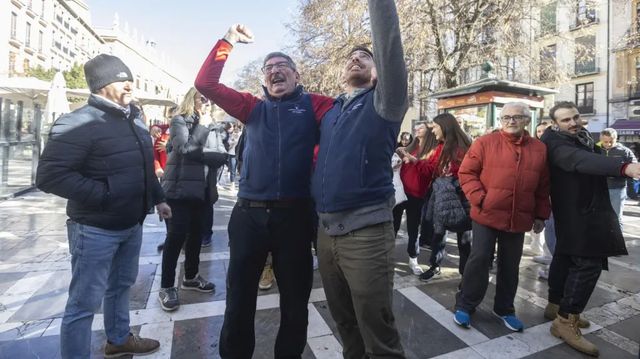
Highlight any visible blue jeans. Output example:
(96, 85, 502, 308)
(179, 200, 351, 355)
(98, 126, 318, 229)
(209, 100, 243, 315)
(228, 155, 237, 183)
(61, 220, 142, 359)
(608, 187, 626, 228)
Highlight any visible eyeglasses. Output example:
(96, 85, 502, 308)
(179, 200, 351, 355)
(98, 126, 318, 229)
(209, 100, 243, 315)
(261, 62, 291, 74)
(500, 115, 529, 123)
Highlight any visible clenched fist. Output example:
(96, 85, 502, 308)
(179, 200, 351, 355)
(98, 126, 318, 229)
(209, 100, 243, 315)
(224, 24, 254, 44)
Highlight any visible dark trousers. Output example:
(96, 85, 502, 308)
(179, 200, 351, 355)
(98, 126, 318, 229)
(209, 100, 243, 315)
(455, 221, 524, 316)
(419, 216, 434, 248)
(548, 253, 603, 314)
(429, 231, 471, 274)
(219, 202, 313, 359)
(318, 222, 405, 359)
(161, 199, 206, 288)
(201, 203, 214, 242)
(392, 195, 424, 258)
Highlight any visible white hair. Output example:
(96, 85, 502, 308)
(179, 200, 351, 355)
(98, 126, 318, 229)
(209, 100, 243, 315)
(502, 102, 531, 116)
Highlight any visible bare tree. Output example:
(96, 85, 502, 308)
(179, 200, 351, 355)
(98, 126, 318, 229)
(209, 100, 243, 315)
(233, 0, 600, 103)
(233, 58, 265, 97)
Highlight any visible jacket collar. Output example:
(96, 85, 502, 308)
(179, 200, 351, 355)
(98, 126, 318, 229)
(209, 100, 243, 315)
(336, 86, 374, 106)
(499, 130, 530, 145)
(88, 94, 139, 120)
(261, 85, 304, 102)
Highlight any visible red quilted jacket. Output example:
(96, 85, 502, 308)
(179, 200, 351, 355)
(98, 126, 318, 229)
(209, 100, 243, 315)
(458, 131, 551, 233)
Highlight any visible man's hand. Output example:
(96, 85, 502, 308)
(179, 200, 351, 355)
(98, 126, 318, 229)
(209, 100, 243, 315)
(224, 24, 254, 44)
(155, 169, 164, 179)
(624, 163, 640, 179)
(532, 219, 545, 234)
(156, 202, 172, 221)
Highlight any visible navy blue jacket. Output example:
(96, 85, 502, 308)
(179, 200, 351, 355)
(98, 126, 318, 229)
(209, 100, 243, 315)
(313, 88, 401, 212)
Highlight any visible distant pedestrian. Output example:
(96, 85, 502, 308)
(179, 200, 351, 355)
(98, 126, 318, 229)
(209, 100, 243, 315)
(394, 121, 438, 275)
(36, 54, 170, 358)
(599, 127, 637, 228)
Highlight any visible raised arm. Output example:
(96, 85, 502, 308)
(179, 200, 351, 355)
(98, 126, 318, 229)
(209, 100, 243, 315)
(548, 141, 626, 177)
(194, 25, 259, 123)
(369, 0, 408, 122)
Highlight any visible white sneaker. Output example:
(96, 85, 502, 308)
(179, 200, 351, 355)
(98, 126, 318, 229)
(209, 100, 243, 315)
(409, 257, 424, 275)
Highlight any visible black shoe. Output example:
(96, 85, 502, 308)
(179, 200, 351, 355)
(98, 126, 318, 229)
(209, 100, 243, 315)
(419, 266, 440, 282)
(181, 274, 215, 293)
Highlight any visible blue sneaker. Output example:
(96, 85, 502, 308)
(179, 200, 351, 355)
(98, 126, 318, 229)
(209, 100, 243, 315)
(493, 311, 524, 332)
(454, 310, 471, 328)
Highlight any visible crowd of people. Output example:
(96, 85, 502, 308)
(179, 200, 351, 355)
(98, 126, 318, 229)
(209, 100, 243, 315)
(32, 0, 640, 358)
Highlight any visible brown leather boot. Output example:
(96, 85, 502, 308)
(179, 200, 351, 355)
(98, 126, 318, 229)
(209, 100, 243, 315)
(544, 302, 590, 328)
(550, 314, 599, 357)
(104, 333, 160, 358)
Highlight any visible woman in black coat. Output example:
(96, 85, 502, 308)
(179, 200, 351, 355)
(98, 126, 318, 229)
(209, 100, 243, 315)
(158, 87, 226, 311)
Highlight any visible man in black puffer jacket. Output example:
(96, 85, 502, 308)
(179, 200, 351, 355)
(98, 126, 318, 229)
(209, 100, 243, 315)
(36, 54, 171, 359)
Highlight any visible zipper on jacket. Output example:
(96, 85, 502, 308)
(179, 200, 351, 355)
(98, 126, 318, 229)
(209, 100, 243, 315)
(127, 116, 149, 216)
(510, 145, 521, 231)
(275, 103, 282, 198)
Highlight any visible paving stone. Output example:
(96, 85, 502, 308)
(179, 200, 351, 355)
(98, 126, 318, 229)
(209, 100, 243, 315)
(522, 332, 637, 359)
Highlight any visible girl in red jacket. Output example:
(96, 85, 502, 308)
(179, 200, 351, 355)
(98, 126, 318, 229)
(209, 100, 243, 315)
(150, 124, 170, 179)
(416, 113, 472, 282)
(394, 122, 438, 275)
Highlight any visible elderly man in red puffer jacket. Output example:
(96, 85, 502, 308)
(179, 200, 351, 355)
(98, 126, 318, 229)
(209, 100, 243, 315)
(452, 101, 551, 332)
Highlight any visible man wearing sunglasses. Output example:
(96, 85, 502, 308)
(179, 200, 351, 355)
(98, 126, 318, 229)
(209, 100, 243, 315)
(453, 102, 550, 332)
(195, 24, 334, 359)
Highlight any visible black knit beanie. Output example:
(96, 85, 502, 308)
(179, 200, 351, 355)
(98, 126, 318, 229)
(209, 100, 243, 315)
(84, 54, 133, 93)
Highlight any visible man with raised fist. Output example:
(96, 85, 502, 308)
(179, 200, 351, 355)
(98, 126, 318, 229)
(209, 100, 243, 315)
(195, 24, 333, 359)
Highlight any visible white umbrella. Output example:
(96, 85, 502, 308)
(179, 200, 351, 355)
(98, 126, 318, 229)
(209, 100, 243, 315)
(41, 71, 70, 150)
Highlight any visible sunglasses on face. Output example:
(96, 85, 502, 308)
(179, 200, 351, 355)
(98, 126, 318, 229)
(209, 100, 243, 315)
(199, 96, 209, 105)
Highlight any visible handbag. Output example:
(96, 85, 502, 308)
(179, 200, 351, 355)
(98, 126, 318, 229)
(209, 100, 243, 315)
(202, 126, 229, 169)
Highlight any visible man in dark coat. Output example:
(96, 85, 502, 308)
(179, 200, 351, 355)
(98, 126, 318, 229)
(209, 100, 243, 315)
(36, 54, 171, 358)
(540, 101, 640, 357)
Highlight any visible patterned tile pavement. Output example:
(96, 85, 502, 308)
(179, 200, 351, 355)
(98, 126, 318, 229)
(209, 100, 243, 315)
(0, 187, 638, 358)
